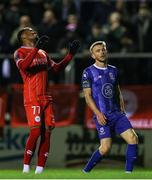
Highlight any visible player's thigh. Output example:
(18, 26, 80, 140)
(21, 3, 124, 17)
(115, 113, 133, 135)
(44, 102, 55, 128)
(120, 128, 138, 144)
(25, 103, 42, 127)
(99, 138, 112, 155)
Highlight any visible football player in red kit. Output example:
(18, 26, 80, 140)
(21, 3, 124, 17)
(13, 27, 80, 174)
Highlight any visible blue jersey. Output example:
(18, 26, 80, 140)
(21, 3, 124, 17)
(82, 64, 121, 115)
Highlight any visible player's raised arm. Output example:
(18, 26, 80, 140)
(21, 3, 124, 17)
(14, 27, 49, 71)
(15, 48, 38, 71)
(48, 40, 80, 73)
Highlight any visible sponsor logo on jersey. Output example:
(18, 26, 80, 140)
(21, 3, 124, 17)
(33, 58, 47, 65)
(102, 83, 113, 98)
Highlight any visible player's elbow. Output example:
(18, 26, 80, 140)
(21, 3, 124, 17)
(85, 97, 89, 105)
(18, 64, 27, 71)
(18, 61, 28, 71)
(84, 94, 91, 104)
(85, 99, 92, 108)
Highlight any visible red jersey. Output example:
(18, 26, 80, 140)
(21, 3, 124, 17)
(14, 46, 73, 105)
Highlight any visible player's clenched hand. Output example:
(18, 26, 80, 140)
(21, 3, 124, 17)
(69, 40, 81, 55)
(96, 112, 107, 125)
(35, 35, 49, 49)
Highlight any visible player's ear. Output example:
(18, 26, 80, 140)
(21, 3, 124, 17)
(91, 53, 95, 59)
(21, 34, 26, 42)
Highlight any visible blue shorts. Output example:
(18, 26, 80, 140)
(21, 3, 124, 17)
(94, 111, 133, 140)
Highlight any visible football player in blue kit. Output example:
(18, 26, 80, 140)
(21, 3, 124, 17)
(82, 41, 138, 173)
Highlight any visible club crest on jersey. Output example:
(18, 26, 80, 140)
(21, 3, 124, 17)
(102, 83, 113, 98)
(109, 72, 115, 80)
(35, 116, 41, 122)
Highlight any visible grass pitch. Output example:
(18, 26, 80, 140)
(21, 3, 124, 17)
(0, 168, 152, 179)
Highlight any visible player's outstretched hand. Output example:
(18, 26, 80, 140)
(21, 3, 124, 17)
(69, 40, 81, 55)
(35, 35, 49, 49)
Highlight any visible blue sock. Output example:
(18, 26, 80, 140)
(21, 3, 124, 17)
(83, 149, 102, 172)
(125, 144, 137, 172)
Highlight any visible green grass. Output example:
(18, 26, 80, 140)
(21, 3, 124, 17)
(0, 168, 152, 179)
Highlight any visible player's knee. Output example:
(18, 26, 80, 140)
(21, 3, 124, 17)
(132, 133, 138, 144)
(99, 145, 111, 155)
(128, 133, 138, 144)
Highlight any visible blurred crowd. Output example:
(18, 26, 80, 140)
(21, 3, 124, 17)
(1, 0, 152, 54)
(1, 0, 152, 86)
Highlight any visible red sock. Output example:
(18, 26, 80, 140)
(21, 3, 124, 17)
(24, 128, 41, 165)
(37, 130, 51, 167)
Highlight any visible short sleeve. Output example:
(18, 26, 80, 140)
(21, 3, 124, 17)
(82, 70, 92, 88)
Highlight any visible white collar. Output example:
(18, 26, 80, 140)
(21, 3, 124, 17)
(21, 46, 34, 48)
(93, 63, 107, 70)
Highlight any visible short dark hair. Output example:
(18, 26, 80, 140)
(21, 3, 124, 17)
(17, 27, 32, 44)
